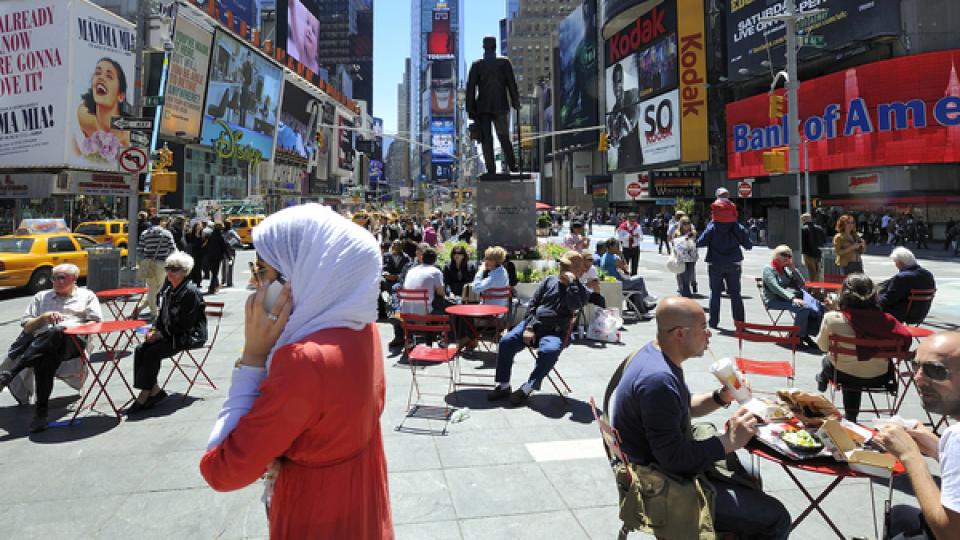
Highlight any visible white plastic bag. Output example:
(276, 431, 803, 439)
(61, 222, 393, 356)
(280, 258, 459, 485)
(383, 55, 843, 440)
(666, 252, 684, 274)
(587, 308, 622, 343)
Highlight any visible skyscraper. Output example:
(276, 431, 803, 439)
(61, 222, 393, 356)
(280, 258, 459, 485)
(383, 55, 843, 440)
(314, 0, 374, 108)
(508, 0, 579, 95)
(410, 0, 464, 190)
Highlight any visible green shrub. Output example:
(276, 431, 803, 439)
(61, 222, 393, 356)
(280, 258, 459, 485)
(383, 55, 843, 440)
(537, 214, 553, 229)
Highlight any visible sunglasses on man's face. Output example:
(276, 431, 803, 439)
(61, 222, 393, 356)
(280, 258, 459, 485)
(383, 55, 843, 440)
(52, 274, 74, 281)
(780, 253, 793, 259)
(911, 359, 951, 381)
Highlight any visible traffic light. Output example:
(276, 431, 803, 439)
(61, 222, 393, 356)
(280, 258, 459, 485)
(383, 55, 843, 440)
(599, 131, 609, 152)
(768, 93, 785, 120)
(762, 147, 787, 174)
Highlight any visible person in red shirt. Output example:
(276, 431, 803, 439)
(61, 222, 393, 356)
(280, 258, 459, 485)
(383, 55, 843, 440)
(199, 204, 394, 539)
(616, 213, 643, 275)
(711, 187, 739, 224)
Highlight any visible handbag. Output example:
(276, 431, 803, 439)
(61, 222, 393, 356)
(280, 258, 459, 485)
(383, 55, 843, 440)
(666, 252, 685, 274)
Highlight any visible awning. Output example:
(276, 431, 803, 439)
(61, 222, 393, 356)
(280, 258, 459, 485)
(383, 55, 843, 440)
(818, 194, 960, 206)
(536, 201, 552, 210)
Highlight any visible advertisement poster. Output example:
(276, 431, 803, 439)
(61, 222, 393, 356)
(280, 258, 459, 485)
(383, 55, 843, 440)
(190, 0, 257, 38)
(727, 0, 900, 80)
(277, 80, 317, 160)
(0, 1, 70, 167)
(639, 89, 680, 164)
(556, 0, 598, 148)
(336, 112, 355, 173)
(201, 30, 282, 161)
(67, 0, 137, 171)
(605, 56, 642, 171)
(280, 0, 321, 74)
(161, 14, 213, 139)
(726, 50, 960, 179)
(431, 133, 454, 161)
(431, 87, 455, 115)
(677, 0, 708, 162)
(427, 7, 455, 60)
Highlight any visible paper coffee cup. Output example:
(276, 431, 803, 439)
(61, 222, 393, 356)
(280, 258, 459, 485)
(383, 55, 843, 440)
(710, 357, 752, 403)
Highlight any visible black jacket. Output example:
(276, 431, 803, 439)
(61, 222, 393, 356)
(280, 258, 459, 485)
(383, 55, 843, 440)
(801, 222, 827, 258)
(203, 227, 229, 261)
(156, 280, 208, 350)
(523, 275, 589, 339)
(383, 253, 411, 279)
(466, 55, 520, 118)
(879, 264, 936, 324)
(442, 260, 477, 296)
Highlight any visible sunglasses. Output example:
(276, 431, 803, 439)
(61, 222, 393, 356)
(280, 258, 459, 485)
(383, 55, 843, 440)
(780, 253, 793, 259)
(164, 266, 185, 272)
(52, 274, 73, 281)
(911, 359, 950, 381)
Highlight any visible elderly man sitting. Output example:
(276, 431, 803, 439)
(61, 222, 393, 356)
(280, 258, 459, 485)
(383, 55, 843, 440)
(0, 264, 102, 432)
(488, 251, 589, 406)
(879, 247, 936, 324)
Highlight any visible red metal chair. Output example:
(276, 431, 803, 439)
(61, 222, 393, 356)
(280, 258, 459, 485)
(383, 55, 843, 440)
(905, 288, 936, 326)
(399, 314, 459, 427)
(476, 286, 513, 350)
(162, 301, 224, 400)
(827, 334, 907, 419)
(734, 321, 800, 389)
(396, 288, 430, 316)
(525, 313, 578, 403)
(754, 277, 793, 327)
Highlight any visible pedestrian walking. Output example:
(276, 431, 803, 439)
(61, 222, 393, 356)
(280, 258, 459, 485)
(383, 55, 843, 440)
(221, 221, 242, 288)
(616, 213, 643, 275)
(800, 213, 827, 282)
(136, 216, 177, 320)
(187, 221, 206, 287)
(833, 214, 865, 275)
(697, 215, 753, 329)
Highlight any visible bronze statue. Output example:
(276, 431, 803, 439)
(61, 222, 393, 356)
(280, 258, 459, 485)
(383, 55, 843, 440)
(465, 36, 521, 175)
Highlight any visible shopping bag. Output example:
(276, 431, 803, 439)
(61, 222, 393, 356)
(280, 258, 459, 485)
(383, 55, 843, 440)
(666, 253, 684, 274)
(587, 308, 622, 343)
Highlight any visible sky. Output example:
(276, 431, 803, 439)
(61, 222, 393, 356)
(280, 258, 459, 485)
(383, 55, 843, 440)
(373, 0, 507, 136)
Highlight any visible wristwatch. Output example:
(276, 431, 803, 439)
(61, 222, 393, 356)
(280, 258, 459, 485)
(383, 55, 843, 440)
(712, 388, 731, 408)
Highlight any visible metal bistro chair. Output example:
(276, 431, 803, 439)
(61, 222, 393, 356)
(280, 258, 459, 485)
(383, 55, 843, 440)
(827, 334, 907, 419)
(734, 321, 801, 390)
(754, 277, 793, 328)
(905, 288, 936, 327)
(475, 286, 514, 351)
(525, 313, 579, 404)
(400, 314, 458, 413)
(161, 301, 224, 401)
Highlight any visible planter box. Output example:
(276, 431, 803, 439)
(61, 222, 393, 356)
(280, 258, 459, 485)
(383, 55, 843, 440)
(597, 281, 623, 311)
(514, 282, 539, 301)
(536, 228, 551, 237)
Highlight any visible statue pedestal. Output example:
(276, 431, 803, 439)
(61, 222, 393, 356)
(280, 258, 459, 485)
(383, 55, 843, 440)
(475, 176, 536, 255)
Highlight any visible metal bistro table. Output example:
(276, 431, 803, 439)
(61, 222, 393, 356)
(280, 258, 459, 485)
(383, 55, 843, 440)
(445, 303, 508, 388)
(805, 281, 843, 291)
(96, 287, 149, 320)
(64, 319, 145, 424)
(747, 442, 905, 539)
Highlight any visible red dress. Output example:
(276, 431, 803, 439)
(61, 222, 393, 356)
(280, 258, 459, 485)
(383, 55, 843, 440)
(200, 324, 394, 539)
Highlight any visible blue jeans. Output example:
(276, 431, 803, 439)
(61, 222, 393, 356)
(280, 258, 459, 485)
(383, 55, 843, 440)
(495, 321, 563, 390)
(713, 477, 791, 540)
(708, 263, 744, 327)
(887, 504, 934, 539)
(676, 261, 696, 297)
(765, 290, 823, 336)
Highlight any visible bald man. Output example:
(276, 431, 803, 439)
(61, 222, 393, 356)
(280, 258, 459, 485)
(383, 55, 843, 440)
(877, 332, 960, 539)
(611, 297, 790, 539)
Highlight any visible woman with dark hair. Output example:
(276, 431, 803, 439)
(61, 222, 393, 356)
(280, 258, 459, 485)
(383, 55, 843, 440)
(815, 273, 913, 422)
(833, 214, 866, 275)
(76, 58, 131, 152)
(442, 245, 476, 297)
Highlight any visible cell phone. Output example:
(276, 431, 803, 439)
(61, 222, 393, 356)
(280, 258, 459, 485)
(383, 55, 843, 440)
(263, 274, 287, 314)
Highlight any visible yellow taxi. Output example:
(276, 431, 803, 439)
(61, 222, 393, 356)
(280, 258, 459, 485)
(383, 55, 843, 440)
(352, 210, 370, 227)
(227, 215, 264, 247)
(74, 220, 129, 248)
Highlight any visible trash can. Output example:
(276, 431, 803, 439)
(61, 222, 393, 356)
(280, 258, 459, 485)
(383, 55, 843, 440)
(819, 246, 841, 282)
(86, 246, 121, 292)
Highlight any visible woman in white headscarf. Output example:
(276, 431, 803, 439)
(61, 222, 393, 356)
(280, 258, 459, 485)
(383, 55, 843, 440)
(199, 204, 394, 539)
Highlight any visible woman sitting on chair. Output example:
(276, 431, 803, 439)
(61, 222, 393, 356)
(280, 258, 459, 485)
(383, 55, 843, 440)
(814, 274, 913, 423)
(761, 244, 823, 348)
(471, 246, 510, 307)
(442, 245, 477, 298)
(127, 252, 208, 414)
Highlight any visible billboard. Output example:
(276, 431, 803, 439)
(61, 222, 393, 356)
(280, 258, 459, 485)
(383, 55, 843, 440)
(557, 0, 599, 148)
(427, 7, 456, 60)
(431, 118, 455, 133)
(279, 0, 321, 74)
(190, 0, 257, 38)
(678, 0, 708, 162)
(161, 14, 213, 140)
(276, 80, 318, 160)
(336, 112, 355, 172)
(726, 50, 960, 179)
(431, 87, 456, 115)
(639, 89, 680, 164)
(201, 30, 282, 161)
(727, 0, 901, 80)
(431, 133, 455, 161)
(0, 0, 140, 171)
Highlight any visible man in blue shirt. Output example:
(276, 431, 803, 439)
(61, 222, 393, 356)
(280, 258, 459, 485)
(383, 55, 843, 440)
(696, 219, 752, 329)
(612, 297, 790, 539)
(599, 238, 656, 318)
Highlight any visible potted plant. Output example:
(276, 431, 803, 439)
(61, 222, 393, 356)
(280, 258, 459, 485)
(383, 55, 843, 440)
(536, 214, 553, 236)
(596, 270, 624, 312)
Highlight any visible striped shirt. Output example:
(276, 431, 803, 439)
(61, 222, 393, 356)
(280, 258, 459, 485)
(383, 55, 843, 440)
(138, 226, 177, 261)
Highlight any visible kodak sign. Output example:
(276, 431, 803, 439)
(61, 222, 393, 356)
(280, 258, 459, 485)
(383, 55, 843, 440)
(607, 5, 669, 65)
(678, 0, 708, 162)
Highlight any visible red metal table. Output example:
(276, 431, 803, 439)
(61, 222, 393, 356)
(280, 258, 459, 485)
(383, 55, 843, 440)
(445, 304, 509, 387)
(96, 287, 149, 320)
(805, 281, 843, 291)
(748, 442, 905, 538)
(65, 320, 145, 423)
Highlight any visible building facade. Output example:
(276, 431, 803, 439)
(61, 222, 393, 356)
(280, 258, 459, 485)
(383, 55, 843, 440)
(507, 0, 580, 95)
